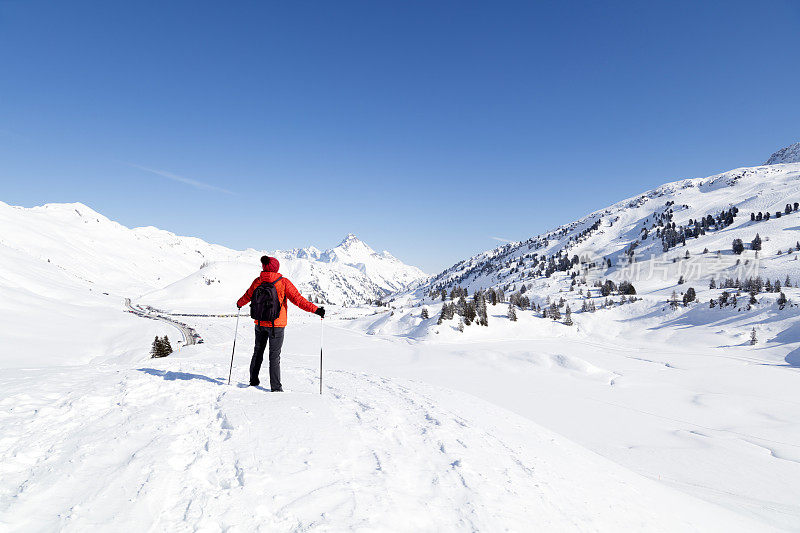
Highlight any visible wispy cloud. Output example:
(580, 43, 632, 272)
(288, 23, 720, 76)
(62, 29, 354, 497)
(128, 163, 235, 195)
(491, 236, 513, 243)
(0, 128, 27, 141)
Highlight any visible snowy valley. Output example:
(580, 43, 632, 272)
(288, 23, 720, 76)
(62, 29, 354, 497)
(2, 145, 800, 531)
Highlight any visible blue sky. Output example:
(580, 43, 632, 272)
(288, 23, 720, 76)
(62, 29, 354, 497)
(1, 1, 798, 273)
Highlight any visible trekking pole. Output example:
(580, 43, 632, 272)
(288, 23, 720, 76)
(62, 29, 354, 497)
(319, 316, 324, 395)
(228, 308, 241, 385)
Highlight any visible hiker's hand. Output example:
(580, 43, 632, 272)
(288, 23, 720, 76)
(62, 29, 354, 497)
(315, 307, 326, 319)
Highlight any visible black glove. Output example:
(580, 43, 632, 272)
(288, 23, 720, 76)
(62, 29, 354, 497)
(237, 304, 242, 309)
(315, 307, 326, 318)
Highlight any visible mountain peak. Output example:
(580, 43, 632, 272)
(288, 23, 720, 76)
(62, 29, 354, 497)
(764, 142, 800, 165)
(337, 233, 369, 249)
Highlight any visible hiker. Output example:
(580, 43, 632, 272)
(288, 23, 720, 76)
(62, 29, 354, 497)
(237, 255, 325, 391)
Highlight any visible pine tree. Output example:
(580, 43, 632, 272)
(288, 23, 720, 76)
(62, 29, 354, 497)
(507, 303, 517, 322)
(563, 305, 573, 326)
(162, 336, 173, 356)
(683, 287, 696, 306)
(151, 335, 172, 358)
(732, 239, 744, 255)
(719, 291, 729, 306)
(751, 234, 762, 251)
(476, 292, 489, 326)
(421, 307, 429, 319)
(709, 278, 716, 289)
(456, 295, 467, 316)
(670, 290, 679, 309)
(150, 336, 161, 358)
(750, 327, 757, 345)
(778, 292, 787, 309)
(464, 301, 476, 325)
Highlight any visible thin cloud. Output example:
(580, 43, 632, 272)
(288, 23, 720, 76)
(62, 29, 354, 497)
(128, 163, 235, 195)
(491, 236, 513, 243)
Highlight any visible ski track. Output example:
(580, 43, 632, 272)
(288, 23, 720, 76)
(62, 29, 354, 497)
(0, 358, 764, 532)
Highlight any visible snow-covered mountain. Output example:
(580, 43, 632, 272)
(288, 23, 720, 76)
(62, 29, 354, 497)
(275, 233, 427, 300)
(412, 149, 800, 303)
(139, 234, 427, 313)
(0, 201, 426, 312)
(764, 141, 800, 164)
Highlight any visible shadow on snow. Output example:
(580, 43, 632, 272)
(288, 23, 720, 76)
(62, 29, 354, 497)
(137, 368, 225, 385)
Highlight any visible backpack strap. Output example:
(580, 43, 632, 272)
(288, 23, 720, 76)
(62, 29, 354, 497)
(275, 275, 287, 308)
(271, 275, 285, 335)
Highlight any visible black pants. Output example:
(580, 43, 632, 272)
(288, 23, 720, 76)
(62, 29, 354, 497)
(250, 325, 285, 390)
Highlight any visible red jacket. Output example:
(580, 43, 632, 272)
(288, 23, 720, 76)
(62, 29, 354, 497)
(237, 270, 317, 328)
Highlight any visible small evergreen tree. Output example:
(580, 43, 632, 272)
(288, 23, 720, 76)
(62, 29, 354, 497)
(507, 303, 517, 322)
(150, 335, 173, 358)
(750, 327, 757, 345)
(778, 292, 787, 309)
(463, 301, 476, 325)
(150, 336, 161, 358)
(162, 336, 173, 355)
(719, 291, 730, 306)
(421, 307, 429, 320)
(683, 287, 696, 306)
(732, 239, 744, 255)
(563, 305, 573, 326)
(618, 281, 636, 295)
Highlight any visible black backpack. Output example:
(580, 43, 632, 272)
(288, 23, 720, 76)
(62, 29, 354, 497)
(250, 275, 285, 322)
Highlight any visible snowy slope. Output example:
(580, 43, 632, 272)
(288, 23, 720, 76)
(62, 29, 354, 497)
(0, 229, 176, 368)
(765, 142, 800, 165)
(410, 158, 800, 306)
(0, 201, 242, 295)
(0, 314, 765, 532)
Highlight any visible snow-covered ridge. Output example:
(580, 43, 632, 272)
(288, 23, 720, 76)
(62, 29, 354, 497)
(0, 200, 426, 306)
(765, 141, 800, 165)
(415, 157, 800, 296)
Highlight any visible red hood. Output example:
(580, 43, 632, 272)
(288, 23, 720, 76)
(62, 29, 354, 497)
(259, 271, 282, 282)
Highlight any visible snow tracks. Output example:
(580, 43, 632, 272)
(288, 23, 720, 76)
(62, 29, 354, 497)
(0, 360, 762, 532)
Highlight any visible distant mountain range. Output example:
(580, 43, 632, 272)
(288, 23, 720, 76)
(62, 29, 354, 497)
(0, 201, 427, 309)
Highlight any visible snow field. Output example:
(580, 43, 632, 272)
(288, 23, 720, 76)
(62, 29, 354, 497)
(0, 330, 763, 532)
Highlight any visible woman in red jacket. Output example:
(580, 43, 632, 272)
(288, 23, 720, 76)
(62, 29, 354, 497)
(237, 256, 325, 391)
